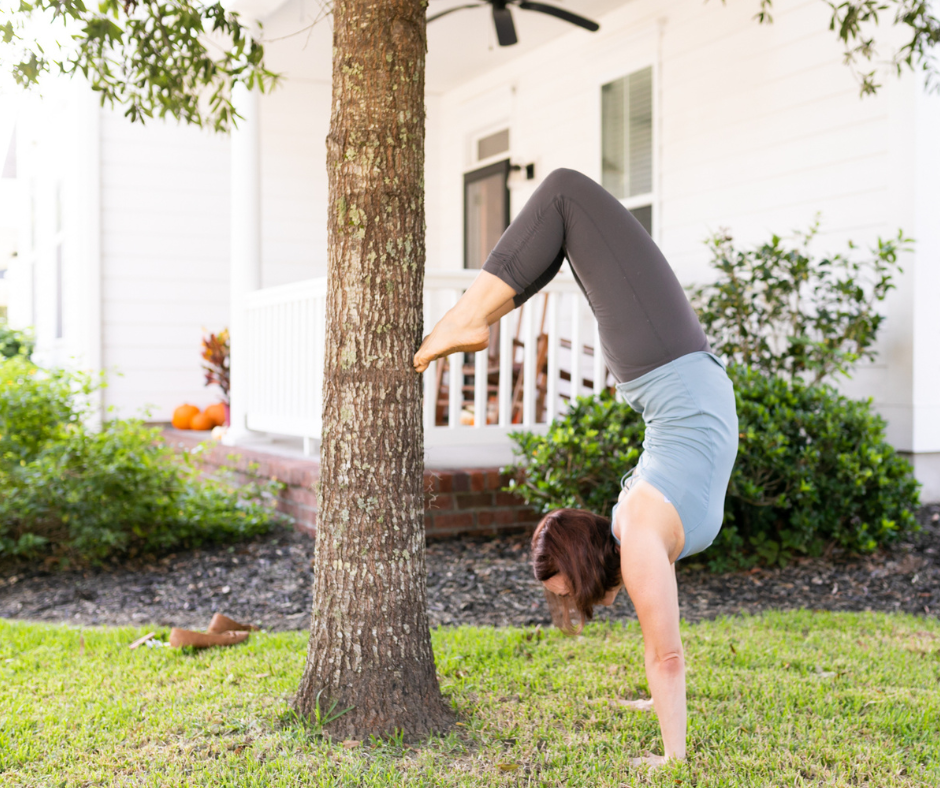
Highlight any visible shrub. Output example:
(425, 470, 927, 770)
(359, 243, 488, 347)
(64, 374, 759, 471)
(507, 391, 642, 518)
(689, 220, 909, 385)
(0, 357, 287, 565)
(506, 366, 921, 571)
(0, 320, 34, 361)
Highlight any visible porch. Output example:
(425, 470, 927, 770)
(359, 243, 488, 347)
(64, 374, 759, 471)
(228, 269, 612, 459)
(164, 426, 542, 541)
(210, 266, 611, 538)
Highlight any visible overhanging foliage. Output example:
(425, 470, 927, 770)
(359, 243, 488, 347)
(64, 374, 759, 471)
(0, 0, 278, 131)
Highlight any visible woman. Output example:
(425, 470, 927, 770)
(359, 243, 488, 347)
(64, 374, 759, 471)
(414, 168, 738, 769)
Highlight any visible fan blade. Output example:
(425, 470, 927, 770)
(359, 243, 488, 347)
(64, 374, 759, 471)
(428, 4, 485, 24)
(492, 4, 519, 46)
(517, 1, 600, 32)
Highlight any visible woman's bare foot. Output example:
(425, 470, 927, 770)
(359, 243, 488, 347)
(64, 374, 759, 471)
(413, 315, 490, 373)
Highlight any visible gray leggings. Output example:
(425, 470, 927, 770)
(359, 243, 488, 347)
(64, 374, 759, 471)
(482, 168, 710, 383)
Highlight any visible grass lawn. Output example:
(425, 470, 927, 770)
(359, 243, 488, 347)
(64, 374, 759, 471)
(1, 611, 938, 787)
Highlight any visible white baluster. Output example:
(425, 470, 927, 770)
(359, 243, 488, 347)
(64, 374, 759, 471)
(522, 301, 535, 426)
(304, 296, 312, 428)
(593, 322, 605, 395)
(546, 292, 559, 423)
(315, 294, 325, 433)
(498, 312, 512, 427)
(423, 297, 435, 432)
(474, 346, 488, 428)
(277, 303, 286, 417)
(448, 289, 462, 429)
(289, 299, 298, 421)
(570, 295, 581, 404)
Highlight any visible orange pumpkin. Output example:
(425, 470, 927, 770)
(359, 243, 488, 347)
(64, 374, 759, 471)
(190, 411, 215, 431)
(172, 404, 200, 430)
(204, 402, 227, 427)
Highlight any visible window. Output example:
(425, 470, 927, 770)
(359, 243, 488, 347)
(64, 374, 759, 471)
(477, 128, 510, 162)
(601, 66, 654, 236)
(464, 160, 510, 270)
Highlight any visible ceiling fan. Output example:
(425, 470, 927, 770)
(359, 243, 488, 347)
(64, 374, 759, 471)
(428, 1, 601, 47)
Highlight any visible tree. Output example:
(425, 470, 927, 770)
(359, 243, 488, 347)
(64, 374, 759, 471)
(290, 0, 452, 738)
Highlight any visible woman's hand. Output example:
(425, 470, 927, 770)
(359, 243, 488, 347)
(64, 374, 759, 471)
(620, 697, 655, 712)
(628, 752, 686, 769)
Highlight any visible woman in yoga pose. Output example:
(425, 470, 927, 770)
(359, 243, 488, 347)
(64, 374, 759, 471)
(413, 168, 738, 769)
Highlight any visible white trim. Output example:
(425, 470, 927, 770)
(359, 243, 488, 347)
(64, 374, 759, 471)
(246, 276, 327, 308)
(469, 123, 512, 169)
(424, 423, 550, 447)
(224, 83, 263, 447)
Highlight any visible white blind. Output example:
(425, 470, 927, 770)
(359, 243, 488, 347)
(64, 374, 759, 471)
(601, 66, 653, 200)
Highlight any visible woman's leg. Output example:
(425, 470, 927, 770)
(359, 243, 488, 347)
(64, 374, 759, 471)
(413, 271, 516, 373)
(413, 170, 575, 374)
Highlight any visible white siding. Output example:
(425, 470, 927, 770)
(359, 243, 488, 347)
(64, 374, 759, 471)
(99, 109, 230, 420)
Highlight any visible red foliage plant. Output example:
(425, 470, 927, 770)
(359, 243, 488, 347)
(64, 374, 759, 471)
(201, 328, 230, 405)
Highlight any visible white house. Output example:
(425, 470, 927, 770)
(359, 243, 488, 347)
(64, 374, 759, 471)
(2, 0, 939, 498)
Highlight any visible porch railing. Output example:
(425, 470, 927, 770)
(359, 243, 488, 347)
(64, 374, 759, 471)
(244, 269, 606, 453)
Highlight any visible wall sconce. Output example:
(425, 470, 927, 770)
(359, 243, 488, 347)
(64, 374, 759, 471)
(508, 162, 536, 185)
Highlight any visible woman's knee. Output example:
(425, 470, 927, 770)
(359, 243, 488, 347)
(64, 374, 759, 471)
(542, 167, 587, 195)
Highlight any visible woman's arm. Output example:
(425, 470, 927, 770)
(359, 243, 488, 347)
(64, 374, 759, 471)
(616, 487, 688, 762)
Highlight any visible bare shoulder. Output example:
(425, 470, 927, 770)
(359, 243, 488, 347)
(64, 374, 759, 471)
(615, 478, 685, 564)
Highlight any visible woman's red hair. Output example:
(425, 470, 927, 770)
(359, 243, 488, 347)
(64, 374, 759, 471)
(531, 508, 622, 635)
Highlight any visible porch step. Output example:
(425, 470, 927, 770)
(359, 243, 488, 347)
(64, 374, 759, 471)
(160, 427, 539, 540)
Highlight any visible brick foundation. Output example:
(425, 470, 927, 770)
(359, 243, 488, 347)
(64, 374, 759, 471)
(161, 428, 540, 540)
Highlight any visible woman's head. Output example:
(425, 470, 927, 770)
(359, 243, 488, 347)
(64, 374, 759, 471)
(531, 508, 623, 635)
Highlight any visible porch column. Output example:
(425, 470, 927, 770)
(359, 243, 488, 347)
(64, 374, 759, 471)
(223, 81, 261, 446)
(911, 74, 940, 501)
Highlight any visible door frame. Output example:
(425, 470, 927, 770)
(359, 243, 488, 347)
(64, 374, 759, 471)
(463, 158, 511, 270)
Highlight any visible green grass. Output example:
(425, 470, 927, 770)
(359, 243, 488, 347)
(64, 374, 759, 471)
(1, 611, 938, 787)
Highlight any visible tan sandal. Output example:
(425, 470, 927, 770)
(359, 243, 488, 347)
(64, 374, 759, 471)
(206, 613, 259, 634)
(169, 628, 250, 649)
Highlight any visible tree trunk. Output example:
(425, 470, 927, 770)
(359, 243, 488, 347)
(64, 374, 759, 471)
(293, 0, 452, 739)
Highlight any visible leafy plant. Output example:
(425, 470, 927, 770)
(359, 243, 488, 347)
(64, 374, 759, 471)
(716, 0, 940, 96)
(201, 328, 230, 404)
(0, 356, 287, 565)
(718, 365, 920, 570)
(0, 0, 278, 131)
(506, 369, 921, 571)
(689, 220, 910, 385)
(506, 391, 643, 518)
(0, 320, 34, 361)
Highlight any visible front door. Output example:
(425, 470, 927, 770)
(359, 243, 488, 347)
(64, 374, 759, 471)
(464, 159, 510, 270)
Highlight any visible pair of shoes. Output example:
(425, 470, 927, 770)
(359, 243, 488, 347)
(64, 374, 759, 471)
(169, 613, 259, 649)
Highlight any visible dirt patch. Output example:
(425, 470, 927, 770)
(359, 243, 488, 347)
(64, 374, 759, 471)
(1, 506, 938, 631)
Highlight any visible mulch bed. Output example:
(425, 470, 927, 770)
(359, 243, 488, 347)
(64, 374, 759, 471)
(1, 506, 938, 632)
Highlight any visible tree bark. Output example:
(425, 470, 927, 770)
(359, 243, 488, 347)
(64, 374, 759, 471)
(292, 0, 452, 739)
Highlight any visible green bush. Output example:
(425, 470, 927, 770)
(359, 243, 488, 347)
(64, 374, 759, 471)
(689, 220, 909, 385)
(0, 320, 35, 361)
(0, 357, 287, 565)
(506, 366, 921, 571)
